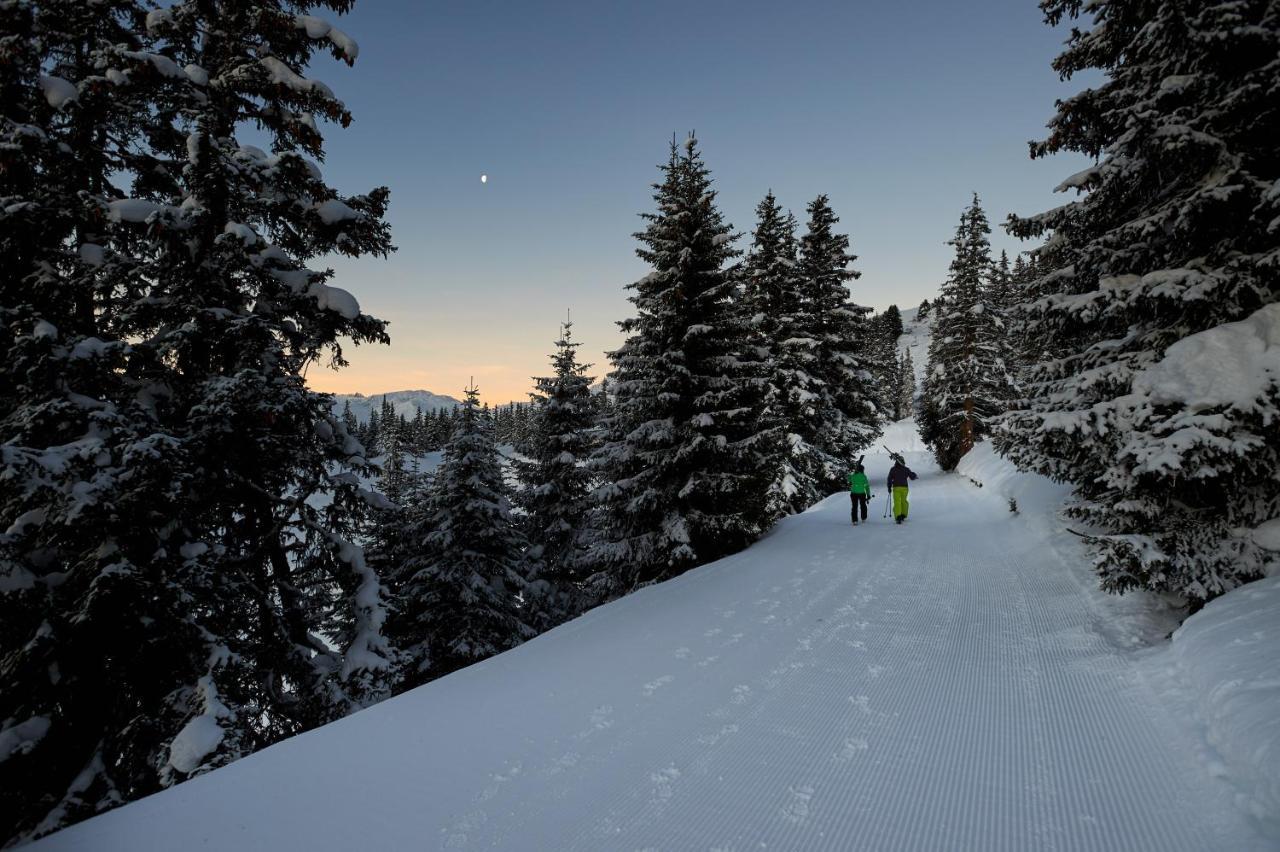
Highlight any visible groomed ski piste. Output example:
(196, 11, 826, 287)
(30, 420, 1278, 851)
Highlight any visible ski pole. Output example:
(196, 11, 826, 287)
(883, 492, 890, 519)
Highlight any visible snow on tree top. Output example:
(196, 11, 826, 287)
(260, 56, 335, 100)
(308, 282, 361, 320)
(107, 199, 165, 223)
(221, 223, 259, 245)
(122, 50, 184, 79)
(184, 64, 209, 87)
(314, 198, 360, 225)
(1132, 302, 1280, 412)
(38, 76, 76, 109)
(295, 15, 360, 63)
(166, 677, 230, 776)
(1055, 165, 1102, 193)
(144, 9, 172, 32)
(0, 716, 50, 762)
(1253, 518, 1280, 552)
(78, 244, 104, 267)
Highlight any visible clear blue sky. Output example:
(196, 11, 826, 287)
(310, 0, 1092, 402)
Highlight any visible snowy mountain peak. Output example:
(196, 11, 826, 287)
(331, 389, 462, 422)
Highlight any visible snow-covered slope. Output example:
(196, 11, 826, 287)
(898, 306, 931, 387)
(33, 422, 1272, 851)
(331, 389, 461, 422)
(1167, 577, 1280, 836)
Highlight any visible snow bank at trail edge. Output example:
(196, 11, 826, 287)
(956, 438, 1280, 838)
(954, 442, 1070, 526)
(955, 441, 1183, 649)
(1170, 576, 1280, 838)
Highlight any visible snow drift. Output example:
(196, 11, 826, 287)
(1171, 576, 1280, 837)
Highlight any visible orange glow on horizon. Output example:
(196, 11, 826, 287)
(307, 362, 541, 406)
(304, 326, 616, 406)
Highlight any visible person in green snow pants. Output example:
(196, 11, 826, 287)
(886, 458, 918, 524)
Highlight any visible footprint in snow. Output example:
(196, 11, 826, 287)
(835, 737, 869, 761)
(731, 684, 751, 704)
(476, 760, 523, 802)
(782, 785, 816, 825)
(643, 675, 673, 696)
(704, 627, 723, 638)
(696, 655, 720, 668)
(674, 647, 691, 659)
(696, 723, 739, 746)
(849, 695, 871, 714)
(580, 704, 613, 735)
(649, 765, 681, 802)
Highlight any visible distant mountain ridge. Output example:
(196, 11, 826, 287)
(331, 390, 462, 423)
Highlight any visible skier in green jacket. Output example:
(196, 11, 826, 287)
(848, 461, 872, 525)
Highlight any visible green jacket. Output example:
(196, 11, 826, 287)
(848, 471, 870, 495)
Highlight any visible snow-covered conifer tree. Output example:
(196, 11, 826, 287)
(741, 192, 824, 521)
(897, 347, 917, 421)
(997, 0, 1280, 603)
(918, 195, 1010, 469)
(341, 398, 359, 436)
(515, 320, 597, 618)
(586, 137, 769, 596)
(881, 304, 904, 340)
(379, 425, 410, 506)
(796, 195, 881, 479)
(1, 2, 396, 841)
(989, 250, 1022, 405)
(364, 405, 381, 452)
(386, 384, 535, 687)
(868, 309, 904, 422)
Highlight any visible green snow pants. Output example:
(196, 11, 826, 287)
(892, 486, 910, 520)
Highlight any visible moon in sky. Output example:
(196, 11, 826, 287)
(480, 174, 488, 184)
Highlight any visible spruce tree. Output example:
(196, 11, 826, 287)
(515, 320, 597, 617)
(989, 250, 1021, 406)
(881, 304, 904, 340)
(997, 0, 1280, 603)
(411, 407, 426, 453)
(797, 195, 881, 479)
(1, 2, 396, 842)
(868, 310, 904, 422)
(918, 298, 931, 320)
(341, 398, 359, 436)
(918, 195, 1010, 469)
(385, 384, 535, 687)
(897, 347, 917, 421)
(379, 424, 410, 506)
(741, 192, 819, 521)
(586, 137, 769, 596)
(365, 407, 381, 454)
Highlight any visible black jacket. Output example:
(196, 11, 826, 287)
(887, 462, 917, 489)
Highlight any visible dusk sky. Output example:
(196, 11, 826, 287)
(309, 0, 1093, 403)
